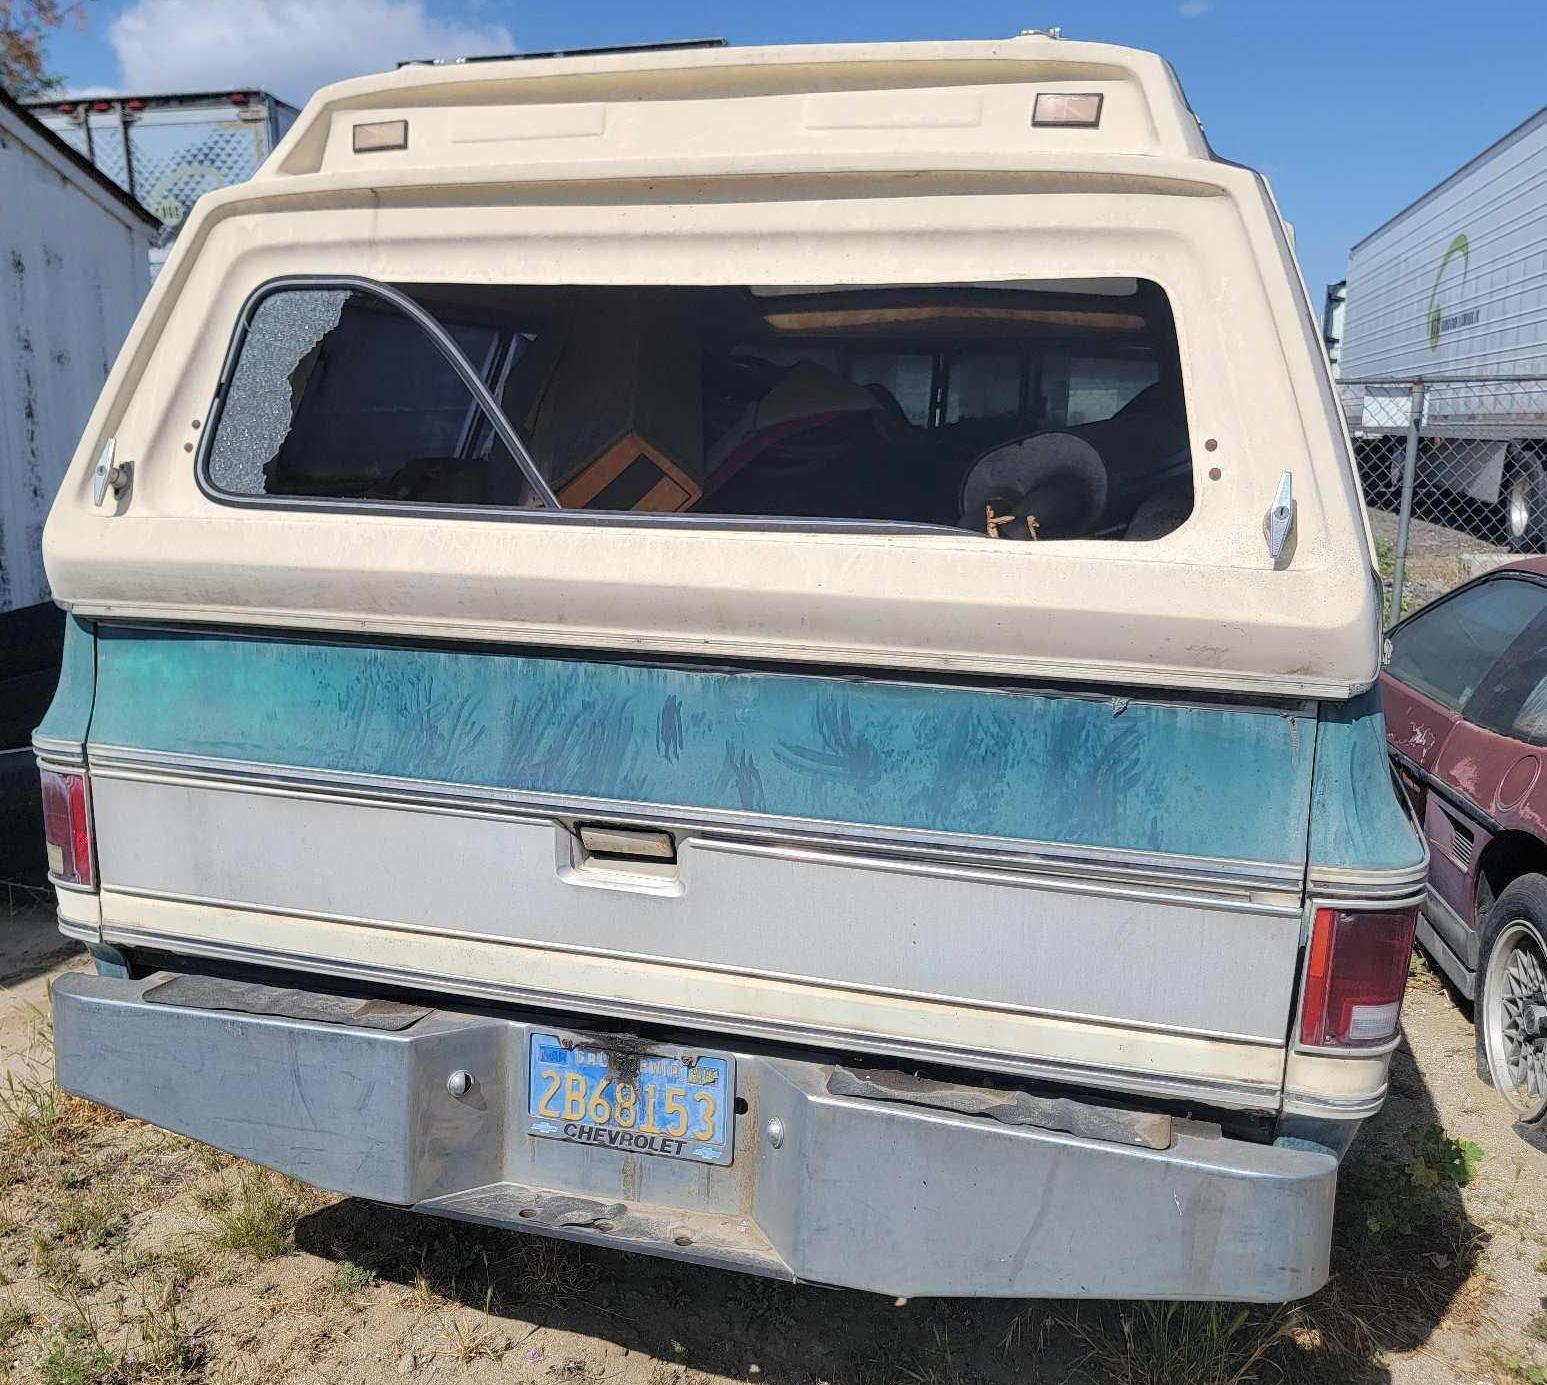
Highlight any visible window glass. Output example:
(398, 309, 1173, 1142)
(1508, 668, 1547, 745)
(206, 287, 531, 507)
(1065, 357, 1161, 427)
(207, 278, 1193, 541)
(1387, 577, 1547, 712)
(946, 352, 1022, 424)
(847, 353, 935, 426)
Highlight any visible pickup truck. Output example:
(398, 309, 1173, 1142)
(33, 33, 1424, 1302)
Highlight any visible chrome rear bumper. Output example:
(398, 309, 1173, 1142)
(53, 970, 1336, 1300)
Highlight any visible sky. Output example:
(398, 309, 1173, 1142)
(38, 0, 1547, 300)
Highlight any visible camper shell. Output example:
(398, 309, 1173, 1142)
(36, 35, 1422, 1302)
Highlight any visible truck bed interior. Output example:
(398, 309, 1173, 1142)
(205, 277, 1194, 541)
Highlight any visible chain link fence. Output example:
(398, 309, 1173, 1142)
(1339, 376, 1547, 622)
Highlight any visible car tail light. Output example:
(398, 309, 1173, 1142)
(39, 768, 95, 889)
(1299, 905, 1418, 1048)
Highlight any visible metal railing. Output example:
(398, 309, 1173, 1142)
(1337, 376, 1547, 622)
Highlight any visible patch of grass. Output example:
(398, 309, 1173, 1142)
(0, 1302, 32, 1348)
(1290, 1120, 1488, 1374)
(1530, 1310, 1547, 1345)
(1537, 1250, 1547, 1275)
(135, 1280, 201, 1377)
(192, 1182, 230, 1214)
(1351, 1124, 1481, 1239)
(510, 1232, 601, 1311)
(157, 1241, 210, 1285)
(1060, 1303, 1289, 1385)
(441, 1288, 505, 1365)
(1408, 948, 1445, 993)
(0, 1007, 124, 1175)
(1490, 1350, 1547, 1384)
(1407, 1125, 1483, 1188)
(332, 1259, 377, 1295)
(207, 1167, 303, 1260)
(57, 1193, 128, 1251)
(398, 1266, 445, 1314)
(31, 1233, 85, 1292)
(34, 1322, 115, 1385)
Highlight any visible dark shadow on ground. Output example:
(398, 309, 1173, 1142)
(1279, 1017, 1489, 1384)
(295, 1006, 1484, 1385)
(298, 1198, 1086, 1383)
(0, 893, 82, 991)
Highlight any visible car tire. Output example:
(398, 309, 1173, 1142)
(1353, 438, 1398, 507)
(1477, 874, 1547, 1130)
(1502, 449, 1547, 553)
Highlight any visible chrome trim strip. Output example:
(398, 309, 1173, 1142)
(694, 838, 1298, 918)
(31, 735, 82, 759)
(57, 916, 98, 944)
(1310, 886, 1427, 912)
(86, 744, 1307, 899)
(98, 922, 1285, 1114)
(33, 741, 86, 770)
(99, 878, 1290, 1046)
(1290, 1029, 1403, 1061)
(1280, 1085, 1387, 1121)
(1306, 866, 1430, 901)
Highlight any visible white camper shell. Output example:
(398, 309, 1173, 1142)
(45, 34, 1376, 697)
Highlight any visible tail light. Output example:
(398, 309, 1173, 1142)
(39, 768, 95, 890)
(1299, 904, 1418, 1048)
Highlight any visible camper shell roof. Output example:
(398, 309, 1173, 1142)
(256, 34, 1213, 187)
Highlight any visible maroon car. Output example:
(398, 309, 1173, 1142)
(1382, 558, 1547, 1132)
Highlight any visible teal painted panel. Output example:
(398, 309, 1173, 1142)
(1308, 688, 1426, 876)
(34, 616, 96, 748)
(90, 625, 1318, 865)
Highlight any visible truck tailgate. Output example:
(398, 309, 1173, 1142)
(80, 624, 1314, 1110)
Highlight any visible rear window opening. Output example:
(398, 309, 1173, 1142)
(203, 277, 1194, 542)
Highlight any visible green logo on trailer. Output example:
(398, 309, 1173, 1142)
(1426, 233, 1471, 351)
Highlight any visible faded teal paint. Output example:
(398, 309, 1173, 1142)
(34, 616, 96, 749)
(1308, 687, 1426, 877)
(88, 625, 1321, 865)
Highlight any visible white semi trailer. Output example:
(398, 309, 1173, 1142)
(1338, 102, 1547, 549)
(0, 89, 153, 874)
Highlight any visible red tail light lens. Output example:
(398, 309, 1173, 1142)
(39, 768, 95, 889)
(1299, 905, 1417, 1048)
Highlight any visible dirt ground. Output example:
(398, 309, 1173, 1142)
(1366, 507, 1512, 614)
(4, 900, 1547, 1385)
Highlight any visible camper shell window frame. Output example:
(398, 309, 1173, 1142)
(194, 273, 1194, 542)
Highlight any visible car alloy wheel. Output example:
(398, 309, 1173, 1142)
(1483, 918, 1547, 1122)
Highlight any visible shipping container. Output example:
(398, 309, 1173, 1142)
(0, 88, 154, 874)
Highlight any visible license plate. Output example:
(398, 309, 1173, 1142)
(526, 1032, 735, 1165)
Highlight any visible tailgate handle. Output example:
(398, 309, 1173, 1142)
(578, 824, 677, 862)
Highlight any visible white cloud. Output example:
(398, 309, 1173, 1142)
(106, 0, 514, 106)
(1178, 0, 1215, 14)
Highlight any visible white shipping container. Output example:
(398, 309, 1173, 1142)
(1, 91, 154, 616)
(1340, 105, 1547, 384)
